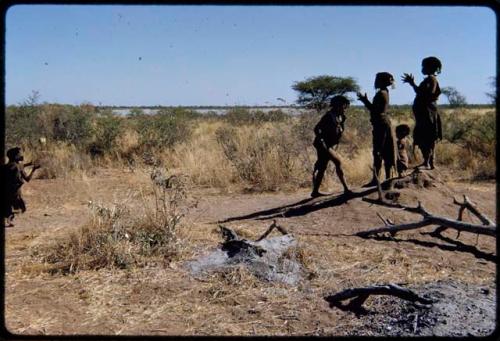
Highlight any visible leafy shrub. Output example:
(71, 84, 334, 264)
(90, 110, 124, 153)
(224, 108, 289, 125)
(51, 104, 95, 146)
(5, 91, 44, 146)
(134, 111, 192, 150)
(224, 108, 255, 125)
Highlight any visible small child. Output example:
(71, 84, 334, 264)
(395, 124, 411, 177)
(311, 95, 352, 197)
(1, 147, 40, 227)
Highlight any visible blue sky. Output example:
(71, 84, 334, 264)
(5, 5, 496, 106)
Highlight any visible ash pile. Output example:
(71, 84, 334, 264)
(335, 280, 496, 337)
(186, 221, 306, 285)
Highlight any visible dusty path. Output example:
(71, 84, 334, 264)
(4, 168, 497, 336)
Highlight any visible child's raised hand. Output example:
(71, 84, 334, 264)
(401, 73, 414, 84)
(356, 92, 368, 102)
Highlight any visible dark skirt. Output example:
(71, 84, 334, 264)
(372, 116, 397, 168)
(1, 191, 26, 218)
(413, 101, 442, 149)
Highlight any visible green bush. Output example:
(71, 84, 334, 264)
(5, 91, 44, 146)
(225, 108, 289, 125)
(91, 110, 124, 152)
(224, 107, 255, 125)
(134, 111, 192, 150)
(50, 104, 95, 146)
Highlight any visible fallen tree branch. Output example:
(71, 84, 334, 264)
(453, 195, 495, 226)
(433, 195, 495, 239)
(325, 283, 434, 313)
(357, 202, 496, 238)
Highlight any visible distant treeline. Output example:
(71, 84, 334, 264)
(95, 103, 495, 112)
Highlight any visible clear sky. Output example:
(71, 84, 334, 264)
(5, 5, 496, 106)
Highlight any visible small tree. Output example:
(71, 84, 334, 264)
(441, 86, 467, 108)
(486, 77, 496, 105)
(292, 75, 360, 112)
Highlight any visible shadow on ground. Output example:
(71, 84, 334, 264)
(364, 232, 496, 264)
(218, 186, 378, 223)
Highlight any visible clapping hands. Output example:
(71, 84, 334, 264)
(356, 92, 368, 102)
(401, 73, 415, 85)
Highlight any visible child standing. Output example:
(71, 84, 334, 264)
(395, 124, 411, 177)
(1, 147, 40, 227)
(311, 95, 352, 198)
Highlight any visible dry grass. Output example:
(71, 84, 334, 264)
(30, 168, 195, 274)
(15, 107, 494, 192)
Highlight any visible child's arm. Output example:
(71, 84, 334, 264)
(357, 92, 373, 111)
(20, 164, 40, 182)
(401, 73, 420, 94)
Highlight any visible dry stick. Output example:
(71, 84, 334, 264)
(454, 195, 495, 226)
(325, 283, 433, 311)
(255, 220, 289, 242)
(356, 202, 497, 238)
(376, 212, 391, 226)
(434, 195, 495, 240)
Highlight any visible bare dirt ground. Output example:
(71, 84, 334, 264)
(4, 168, 497, 336)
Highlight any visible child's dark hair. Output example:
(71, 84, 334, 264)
(330, 95, 350, 109)
(6, 147, 21, 161)
(422, 56, 442, 74)
(374, 72, 394, 89)
(396, 124, 411, 139)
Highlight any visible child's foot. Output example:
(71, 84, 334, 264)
(310, 191, 326, 198)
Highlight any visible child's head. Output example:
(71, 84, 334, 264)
(396, 124, 411, 140)
(421, 56, 442, 75)
(330, 95, 350, 114)
(374, 72, 395, 89)
(6, 147, 23, 162)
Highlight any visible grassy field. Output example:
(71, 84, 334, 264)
(3, 103, 497, 336)
(6, 103, 496, 188)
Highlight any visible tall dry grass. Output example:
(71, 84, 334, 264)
(31, 168, 196, 274)
(9, 104, 496, 191)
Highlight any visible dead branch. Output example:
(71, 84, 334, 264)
(325, 283, 433, 312)
(453, 195, 495, 226)
(433, 195, 495, 239)
(357, 202, 496, 238)
(255, 219, 288, 242)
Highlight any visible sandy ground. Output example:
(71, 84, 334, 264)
(4, 168, 497, 336)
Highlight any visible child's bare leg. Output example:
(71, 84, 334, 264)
(311, 159, 327, 197)
(330, 150, 351, 194)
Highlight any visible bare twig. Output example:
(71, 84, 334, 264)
(453, 195, 495, 226)
(376, 212, 391, 226)
(357, 201, 496, 238)
(255, 220, 288, 242)
(434, 195, 495, 239)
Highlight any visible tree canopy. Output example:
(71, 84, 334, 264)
(486, 77, 496, 105)
(292, 75, 360, 112)
(441, 86, 467, 108)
